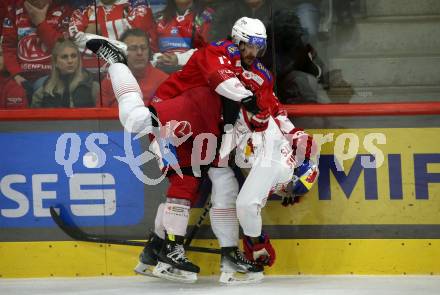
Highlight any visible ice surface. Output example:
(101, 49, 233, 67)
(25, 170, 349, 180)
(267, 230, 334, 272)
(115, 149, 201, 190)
(0, 275, 439, 295)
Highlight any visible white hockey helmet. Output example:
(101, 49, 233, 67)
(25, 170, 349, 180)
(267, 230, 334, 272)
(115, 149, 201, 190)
(231, 17, 267, 56)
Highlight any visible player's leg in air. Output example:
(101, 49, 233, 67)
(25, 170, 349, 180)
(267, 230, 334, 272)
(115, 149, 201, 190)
(86, 39, 200, 283)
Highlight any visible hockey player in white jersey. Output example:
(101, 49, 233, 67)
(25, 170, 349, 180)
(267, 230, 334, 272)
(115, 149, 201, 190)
(206, 17, 319, 284)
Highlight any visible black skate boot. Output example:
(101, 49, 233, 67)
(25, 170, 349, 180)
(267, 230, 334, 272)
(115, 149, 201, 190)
(86, 38, 127, 65)
(219, 246, 264, 285)
(152, 233, 200, 283)
(134, 232, 164, 277)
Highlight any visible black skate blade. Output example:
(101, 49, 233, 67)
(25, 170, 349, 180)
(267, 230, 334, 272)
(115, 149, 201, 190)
(85, 39, 107, 53)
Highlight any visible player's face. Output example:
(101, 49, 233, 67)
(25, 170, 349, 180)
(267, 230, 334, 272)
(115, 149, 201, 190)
(55, 47, 79, 75)
(125, 35, 150, 73)
(239, 43, 259, 67)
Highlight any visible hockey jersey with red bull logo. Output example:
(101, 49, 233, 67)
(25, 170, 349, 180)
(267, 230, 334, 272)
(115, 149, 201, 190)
(1, 0, 72, 79)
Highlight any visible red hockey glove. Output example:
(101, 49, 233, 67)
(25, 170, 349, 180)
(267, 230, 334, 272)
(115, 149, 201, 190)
(272, 182, 302, 207)
(250, 110, 270, 132)
(243, 232, 276, 267)
(288, 128, 317, 161)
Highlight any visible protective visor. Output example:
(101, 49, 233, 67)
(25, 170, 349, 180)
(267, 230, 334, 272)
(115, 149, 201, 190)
(247, 35, 267, 57)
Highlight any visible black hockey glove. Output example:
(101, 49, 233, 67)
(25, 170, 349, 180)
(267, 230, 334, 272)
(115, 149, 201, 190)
(241, 95, 260, 115)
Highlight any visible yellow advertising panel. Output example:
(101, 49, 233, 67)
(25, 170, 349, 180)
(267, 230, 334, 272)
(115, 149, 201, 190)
(263, 128, 440, 226)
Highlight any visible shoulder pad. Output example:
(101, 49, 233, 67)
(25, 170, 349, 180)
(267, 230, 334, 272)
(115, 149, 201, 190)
(225, 43, 240, 59)
(253, 61, 272, 82)
(211, 40, 225, 46)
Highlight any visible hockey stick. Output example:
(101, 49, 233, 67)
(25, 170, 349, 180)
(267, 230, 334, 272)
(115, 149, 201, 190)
(50, 206, 220, 254)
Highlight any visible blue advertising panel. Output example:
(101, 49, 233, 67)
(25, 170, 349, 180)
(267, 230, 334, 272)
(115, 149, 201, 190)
(0, 131, 145, 227)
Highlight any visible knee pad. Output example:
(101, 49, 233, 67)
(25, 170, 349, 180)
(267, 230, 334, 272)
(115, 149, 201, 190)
(162, 198, 191, 237)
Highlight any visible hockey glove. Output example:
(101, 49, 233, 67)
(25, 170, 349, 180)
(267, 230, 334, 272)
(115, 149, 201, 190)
(281, 194, 302, 207)
(241, 95, 260, 115)
(249, 110, 270, 132)
(243, 232, 276, 267)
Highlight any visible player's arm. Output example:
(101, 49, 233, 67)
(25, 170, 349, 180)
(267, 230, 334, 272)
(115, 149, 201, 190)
(199, 46, 253, 102)
(35, 6, 70, 51)
(127, 3, 158, 52)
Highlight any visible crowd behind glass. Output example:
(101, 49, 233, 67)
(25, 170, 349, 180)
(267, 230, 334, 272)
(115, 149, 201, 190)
(0, 0, 362, 109)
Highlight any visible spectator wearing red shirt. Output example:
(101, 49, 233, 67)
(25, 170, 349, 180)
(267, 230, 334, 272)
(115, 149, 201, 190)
(0, 44, 28, 108)
(152, 0, 213, 73)
(69, 0, 157, 70)
(0, 0, 11, 37)
(1, 0, 72, 95)
(100, 28, 168, 107)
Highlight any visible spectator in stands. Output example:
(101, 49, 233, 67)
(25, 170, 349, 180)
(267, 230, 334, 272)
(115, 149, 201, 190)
(290, 0, 321, 46)
(100, 28, 168, 107)
(69, 0, 157, 71)
(1, 0, 72, 104)
(0, 0, 10, 37)
(152, 0, 213, 73)
(0, 44, 28, 108)
(31, 39, 98, 108)
(334, 0, 357, 26)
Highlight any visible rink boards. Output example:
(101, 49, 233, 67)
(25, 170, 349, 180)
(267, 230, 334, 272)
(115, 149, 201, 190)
(0, 118, 439, 277)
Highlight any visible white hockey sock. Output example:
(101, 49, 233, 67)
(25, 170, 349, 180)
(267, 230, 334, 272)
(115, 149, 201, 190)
(208, 167, 240, 247)
(108, 63, 142, 100)
(154, 203, 166, 239)
(210, 207, 239, 247)
(162, 198, 191, 237)
(108, 64, 152, 133)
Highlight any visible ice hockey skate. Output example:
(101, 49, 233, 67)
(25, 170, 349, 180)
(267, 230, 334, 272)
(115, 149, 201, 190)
(219, 246, 264, 285)
(85, 38, 128, 65)
(152, 234, 200, 283)
(134, 232, 163, 277)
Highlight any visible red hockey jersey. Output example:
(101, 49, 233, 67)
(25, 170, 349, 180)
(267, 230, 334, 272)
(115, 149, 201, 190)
(155, 39, 281, 116)
(155, 7, 213, 53)
(1, 0, 72, 79)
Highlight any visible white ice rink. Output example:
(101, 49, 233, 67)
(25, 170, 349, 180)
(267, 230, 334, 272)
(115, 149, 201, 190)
(1, 276, 439, 295)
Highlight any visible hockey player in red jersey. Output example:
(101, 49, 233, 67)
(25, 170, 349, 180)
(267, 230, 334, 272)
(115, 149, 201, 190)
(85, 16, 270, 283)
